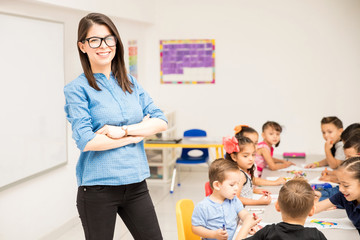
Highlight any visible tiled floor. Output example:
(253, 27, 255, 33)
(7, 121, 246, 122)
(54, 168, 208, 240)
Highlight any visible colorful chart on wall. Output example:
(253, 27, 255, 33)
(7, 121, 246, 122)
(160, 39, 215, 84)
(128, 40, 138, 79)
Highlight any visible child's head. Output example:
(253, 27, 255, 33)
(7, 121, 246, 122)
(343, 130, 360, 159)
(276, 178, 315, 220)
(262, 121, 282, 147)
(336, 157, 360, 202)
(223, 135, 256, 176)
(342, 123, 360, 144)
(320, 116, 343, 143)
(208, 158, 241, 200)
(234, 125, 259, 145)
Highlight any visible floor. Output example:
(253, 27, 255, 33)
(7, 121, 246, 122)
(54, 168, 208, 240)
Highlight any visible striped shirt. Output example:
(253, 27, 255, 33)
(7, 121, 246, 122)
(64, 73, 167, 186)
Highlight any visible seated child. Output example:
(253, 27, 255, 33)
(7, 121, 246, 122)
(255, 121, 295, 176)
(192, 158, 261, 240)
(341, 123, 360, 144)
(315, 124, 360, 201)
(223, 135, 272, 205)
(343, 130, 360, 159)
(315, 157, 360, 234)
(234, 124, 286, 186)
(305, 116, 345, 169)
(245, 178, 327, 240)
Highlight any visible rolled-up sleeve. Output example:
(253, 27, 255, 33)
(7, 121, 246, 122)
(131, 75, 168, 123)
(64, 84, 96, 151)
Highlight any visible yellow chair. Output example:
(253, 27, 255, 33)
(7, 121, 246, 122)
(176, 199, 201, 240)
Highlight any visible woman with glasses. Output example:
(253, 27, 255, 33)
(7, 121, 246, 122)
(64, 13, 167, 240)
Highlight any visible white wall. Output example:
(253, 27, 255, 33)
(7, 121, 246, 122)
(0, 1, 151, 239)
(144, 0, 360, 155)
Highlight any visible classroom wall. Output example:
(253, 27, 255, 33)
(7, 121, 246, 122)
(143, 0, 360, 155)
(0, 1, 151, 239)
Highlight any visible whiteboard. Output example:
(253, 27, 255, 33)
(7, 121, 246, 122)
(0, 13, 66, 189)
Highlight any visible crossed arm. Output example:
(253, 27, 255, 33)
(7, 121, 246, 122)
(84, 117, 167, 151)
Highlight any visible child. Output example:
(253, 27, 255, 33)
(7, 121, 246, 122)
(223, 135, 272, 205)
(341, 123, 360, 144)
(234, 124, 286, 186)
(315, 157, 360, 234)
(305, 116, 345, 169)
(192, 158, 261, 240)
(343, 130, 360, 159)
(245, 178, 327, 240)
(316, 128, 360, 201)
(255, 121, 295, 176)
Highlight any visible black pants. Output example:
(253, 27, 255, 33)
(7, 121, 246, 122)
(77, 180, 163, 240)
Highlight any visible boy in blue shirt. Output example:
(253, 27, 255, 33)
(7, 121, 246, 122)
(192, 158, 260, 240)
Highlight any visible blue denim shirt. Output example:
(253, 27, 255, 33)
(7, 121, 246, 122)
(64, 73, 167, 186)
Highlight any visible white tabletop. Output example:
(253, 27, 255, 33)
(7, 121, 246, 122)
(246, 155, 359, 239)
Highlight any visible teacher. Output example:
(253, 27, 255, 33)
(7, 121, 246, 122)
(64, 13, 167, 240)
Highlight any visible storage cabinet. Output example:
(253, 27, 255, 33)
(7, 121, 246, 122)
(145, 111, 177, 183)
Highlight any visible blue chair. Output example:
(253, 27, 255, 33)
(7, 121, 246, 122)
(170, 129, 209, 193)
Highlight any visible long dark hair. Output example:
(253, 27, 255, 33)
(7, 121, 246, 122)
(77, 13, 133, 93)
(225, 136, 256, 182)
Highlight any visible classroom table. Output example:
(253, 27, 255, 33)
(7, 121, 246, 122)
(245, 155, 359, 239)
(144, 138, 224, 158)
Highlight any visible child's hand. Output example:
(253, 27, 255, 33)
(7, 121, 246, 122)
(319, 174, 332, 182)
(325, 139, 333, 150)
(304, 163, 317, 168)
(314, 190, 321, 203)
(275, 177, 287, 185)
(284, 161, 294, 167)
(258, 194, 272, 205)
(321, 168, 329, 176)
(214, 228, 228, 240)
(253, 188, 271, 195)
(249, 224, 263, 235)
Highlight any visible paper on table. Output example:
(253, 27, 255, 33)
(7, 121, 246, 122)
(266, 177, 279, 181)
(277, 165, 303, 171)
(305, 217, 356, 230)
(252, 193, 278, 203)
(308, 176, 339, 187)
(277, 165, 327, 172)
(300, 164, 327, 172)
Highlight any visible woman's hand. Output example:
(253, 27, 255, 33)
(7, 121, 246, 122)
(141, 114, 150, 122)
(96, 125, 126, 139)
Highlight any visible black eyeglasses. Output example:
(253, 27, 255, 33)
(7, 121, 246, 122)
(82, 35, 117, 48)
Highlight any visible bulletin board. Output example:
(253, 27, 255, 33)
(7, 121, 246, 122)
(160, 39, 215, 84)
